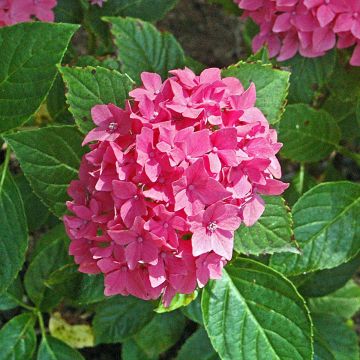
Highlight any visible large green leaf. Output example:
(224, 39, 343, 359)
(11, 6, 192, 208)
(202, 258, 313, 360)
(4, 125, 86, 217)
(93, 296, 155, 344)
(270, 182, 360, 276)
(106, 17, 185, 83)
(24, 225, 71, 311)
(279, 104, 341, 162)
(222, 62, 290, 124)
(309, 281, 360, 320)
(0, 170, 27, 294)
(37, 336, 85, 360)
(0, 313, 36, 360)
(59, 66, 133, 133)
(294, 255, 360, 298)
(176, 328, 219, 360)
(234, 196, 298, 256)
(312, 314, 359, 360)
(0, 22, 78, 133)
(283, 51, 336, 104)
(0, 276, 23, 311)
(132, 312, 186, 358)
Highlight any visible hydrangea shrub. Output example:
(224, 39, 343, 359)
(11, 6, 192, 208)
(0, 0, 359, 359)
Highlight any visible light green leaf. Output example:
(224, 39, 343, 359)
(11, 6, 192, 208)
(4, 125, 86, 217)
(24, 225, 71, 311)
(176, 328, 219, 360)
(222, 62, 290, 124)
(309, 281, 360, 320)
(93, 296, 155, 344)
(59, 66, 133, 133)
(294, 255, 360, 298)
(0, 170, 27, 295)
(0, 313, 36, 360)
(37, 336, 85, 360)
(283, 51, 336, 104)
(202, 258, 313, 360)
(270, 182, 360, 276)
(133, 312, 186, 358)
(155, 291, 198, 313)
(312, 314, 359, 360)
(0, 22, 78, 133)
(235, 196, 298, 256)
(279, 104, 341, 163)
(105, 17, 185, 83)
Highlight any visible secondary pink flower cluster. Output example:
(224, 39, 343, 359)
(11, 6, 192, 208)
(0, 0, 56, 27)
(64, 67, 287, 305)
(236, 0, 360, 66)
(90, 0, 105, 6)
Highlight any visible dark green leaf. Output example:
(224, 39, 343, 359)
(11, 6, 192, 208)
(279, 104, 341, 162)
(284, 171, 317, 207)
(270, 182, 360, 276)
(133, 312, 186, 358)
(122, 339, 156, 360)
(59, 66, 133, 133)
(0, 22, 78, 133)
(93, 296, 155, 344)
(202, 258, 313, 360)
(283, 51, 336, 104)
(222, 62, 290, 124)
(106, 17, 185, 83)
(312, 314, 359, 360)
(37, 336, 85, 360)
(176, 328, 219, 360)
(4, 125, 86, 217)
(0, 170, 27, 295)
(54, 0, 84, 24)
(15, 174, 50, 231)
(234, 196, 298, 256)
(309, 281, 360, 320)
(181, 295, 203, 325)
(0, 276, 24, 311)
(0, 313, 36, 360)
(24, 225, 71, 311)
(208, 0, 242, 15)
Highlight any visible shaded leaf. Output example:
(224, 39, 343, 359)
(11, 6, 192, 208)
(37, 336, 84, 360)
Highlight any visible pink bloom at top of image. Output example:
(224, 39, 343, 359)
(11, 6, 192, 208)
(31, 0, 57, 22)
(90, 0, 105, 7)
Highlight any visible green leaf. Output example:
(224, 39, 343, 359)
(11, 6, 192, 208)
(270, 182, 360, 276)
(176, 328, 219, 360)
(59, 66, 133, 133)
(222, 62, 290, 124)
(24, 225, 71, 311)
(279, 104, 341, 163)
(181, 294, 203, 325)
(294, 255, 360, 298)
(208, 0, 242, 15)
(15, 174, 50, 231)
(4, 125, 86, 217)
(309, 281, 360, 320)
(132, 311, 186, 358)
(234, 196, 298, 256)
(105, 17, 185, 83)
(0, 170, 27, 295)
(0, 313, 36, 360)
(312, 314, 359, 360)
(93, 296, 155, 344)
(122, 339, 156, 360)
(284, 171, 317, 207)
(202, 258, 313, 360)
(54, 0, 84, 24)
(0, 22, 78, 133)
(283, 51, 336, 104)
(0, 276, 24, 311)
(37, 336, 85, 360)
(155, 291, 198, 313)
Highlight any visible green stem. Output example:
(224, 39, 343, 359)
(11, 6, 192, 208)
(336, 145, 360, 167)
(0, 146, 11, 193)
(298, 163, 305, 196)
(37, 311, 47, 338)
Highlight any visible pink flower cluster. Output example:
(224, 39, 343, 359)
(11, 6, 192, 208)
(0, 0, 56, 27)
(64, 67, 288, 305)
(90, 0, 105, 7)
(236, 0, 360, 66)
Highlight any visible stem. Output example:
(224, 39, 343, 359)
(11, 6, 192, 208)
(298, 163, 305, 196)
(336, 145, 360, 167)
(37, 311, 47, 338)
(0, 146, 11, 193)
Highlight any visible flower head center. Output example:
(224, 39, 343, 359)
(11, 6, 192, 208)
(354, 12, 359, 18)
(137, 236, 143, 243)
(188, 184, 195, 191)
(213, 146, 218, 153)
(207, 221, 217, 232)
(163, 222, 169, 229)
(108, 122, 118, 133)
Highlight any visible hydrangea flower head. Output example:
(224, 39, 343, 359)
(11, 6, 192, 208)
(64, 67, 288, 306)
(0, 0, 56, 27)
(235, 0, 360, 65)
